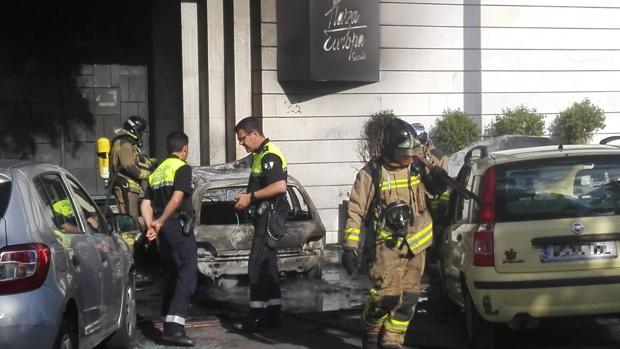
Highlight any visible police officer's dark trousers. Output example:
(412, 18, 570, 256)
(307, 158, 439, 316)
(248, 214, 281, 323)
(159, 218, 197, 332)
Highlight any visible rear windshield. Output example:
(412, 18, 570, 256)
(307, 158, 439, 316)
(0, 177, 11, 219)
(495, 155, 620, 222)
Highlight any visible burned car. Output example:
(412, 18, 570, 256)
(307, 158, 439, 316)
(192, 158, 325, 286)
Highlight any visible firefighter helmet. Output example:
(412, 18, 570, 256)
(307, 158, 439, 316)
(382, 118, 421, 157)
(410, 122, 429, 146)
(123, 115, 147, 139)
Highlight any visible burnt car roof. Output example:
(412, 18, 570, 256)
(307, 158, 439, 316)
(192, 155, 303, 190)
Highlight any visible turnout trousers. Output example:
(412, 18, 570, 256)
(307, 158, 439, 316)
(159, 218, 198, 331)
(362, 243, 426, 348)
(248, 215, 281, 322)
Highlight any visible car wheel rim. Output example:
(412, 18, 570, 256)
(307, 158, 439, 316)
(125, 283, 136, 337)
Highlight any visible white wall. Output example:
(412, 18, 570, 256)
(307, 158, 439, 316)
(478, 0, 620, 140)
(259, 0, 620, 243)
(260, 0, 467, 243)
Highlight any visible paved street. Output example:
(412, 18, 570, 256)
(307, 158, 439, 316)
(131, 247, 620, 349)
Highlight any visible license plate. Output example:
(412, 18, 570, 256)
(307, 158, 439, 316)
(540, 241, 617, 263)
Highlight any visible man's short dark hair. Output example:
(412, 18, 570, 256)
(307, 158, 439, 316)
(234, 116, 263, 136)
(167, 131, 189, 153)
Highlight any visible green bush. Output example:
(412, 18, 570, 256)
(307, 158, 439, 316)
(550, 98, 606, 144)
(430, 109, 480, 154)
(487, 105, 545, 137)
(356, 109, 396, 162)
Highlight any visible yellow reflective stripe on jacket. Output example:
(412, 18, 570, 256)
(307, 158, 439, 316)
(251, 140, 287, 174)
(344, 228, 361, 242)
(148, 157, 186, 189)
(375, 222, 433, 252)
(406, 223, 433, 249)
(384, 317, 409, 333)
(379, 176, 421, 192)
(52, 199, 74, 218)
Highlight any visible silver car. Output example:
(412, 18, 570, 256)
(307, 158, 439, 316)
(0, 160, 136, 349)
(193, 159, 326, 286)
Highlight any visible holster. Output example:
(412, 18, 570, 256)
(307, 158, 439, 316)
(179, 210, 196, 236)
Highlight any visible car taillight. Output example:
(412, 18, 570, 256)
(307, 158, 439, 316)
(0, 243, 51, 295)
(474, 167, 495, 267)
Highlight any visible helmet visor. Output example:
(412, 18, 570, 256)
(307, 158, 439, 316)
(394, 134, 421, 156)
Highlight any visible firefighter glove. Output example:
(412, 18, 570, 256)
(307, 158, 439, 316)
(427, 166, 449, 195)
(342, 249, 360, 276)
(429, 166, 448, 182)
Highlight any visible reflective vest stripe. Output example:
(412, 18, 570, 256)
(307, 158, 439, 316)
(251, 141, 287, 174)
(384, 317, 409, 333)
(375, 222, 433, 253)
(148, 157, 186, 189)
(165, 315, 185, 325)
(250, 301, 268, 308)
(406, 223, 433, 248)
(362, 288, 389, 325)
(379, 176, 421, 191)
(344, 227, 361, 242)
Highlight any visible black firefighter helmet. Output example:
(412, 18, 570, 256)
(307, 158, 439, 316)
(382, 118, 421, 158)
(122, 115, 148, 140)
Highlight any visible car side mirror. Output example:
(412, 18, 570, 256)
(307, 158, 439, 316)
(113, 214, 137, 233)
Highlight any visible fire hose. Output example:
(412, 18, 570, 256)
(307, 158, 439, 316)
(415, 155, 481, 204)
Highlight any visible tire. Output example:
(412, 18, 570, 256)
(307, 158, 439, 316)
(54, 318, 77, 349)
(463, 287, 495, 349)
(103, 277, 136, 349)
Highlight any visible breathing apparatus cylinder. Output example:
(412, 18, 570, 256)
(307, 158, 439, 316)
(97, 137, 111, 180)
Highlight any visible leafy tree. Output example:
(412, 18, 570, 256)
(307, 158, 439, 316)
(356, 109, 396, 162)
(487, 105, 545, 137)
(430, 109, 480, 155)
(549, 98, 606, 144)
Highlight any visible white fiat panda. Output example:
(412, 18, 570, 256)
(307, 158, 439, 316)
(438, 140, 620, 349)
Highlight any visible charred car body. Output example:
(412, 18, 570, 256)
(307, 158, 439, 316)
(192, 158, 325, 285)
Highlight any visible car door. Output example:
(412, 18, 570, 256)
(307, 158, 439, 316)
(33, 173, 104, 336)
(64, 175, 125, 334)
(441, 165, 476, 301)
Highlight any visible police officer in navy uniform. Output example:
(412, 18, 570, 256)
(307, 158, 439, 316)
(140, 131, 197, 346)
(233, 116, 288, 332)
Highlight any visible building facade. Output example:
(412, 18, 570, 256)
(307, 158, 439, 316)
(2, 0, 620, 243)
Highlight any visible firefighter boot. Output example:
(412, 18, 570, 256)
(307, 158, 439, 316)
(381, 328, 405, 349)
(362, 323, 382, 349)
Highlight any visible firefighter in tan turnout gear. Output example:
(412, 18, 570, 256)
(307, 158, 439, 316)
(342, 118, 448, 349)
(109, 115, 154, 226)
(411, 123, 450, 257)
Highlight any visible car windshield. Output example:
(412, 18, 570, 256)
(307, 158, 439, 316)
(495, 155, 620, 222)
(0, 176, 10, 219)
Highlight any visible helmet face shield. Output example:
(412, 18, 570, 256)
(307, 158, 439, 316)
(382, 118, 422, 158)
(410, 123, 429, 146)
(394, 132, 421, 156)
(124, 116, 148, 139)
